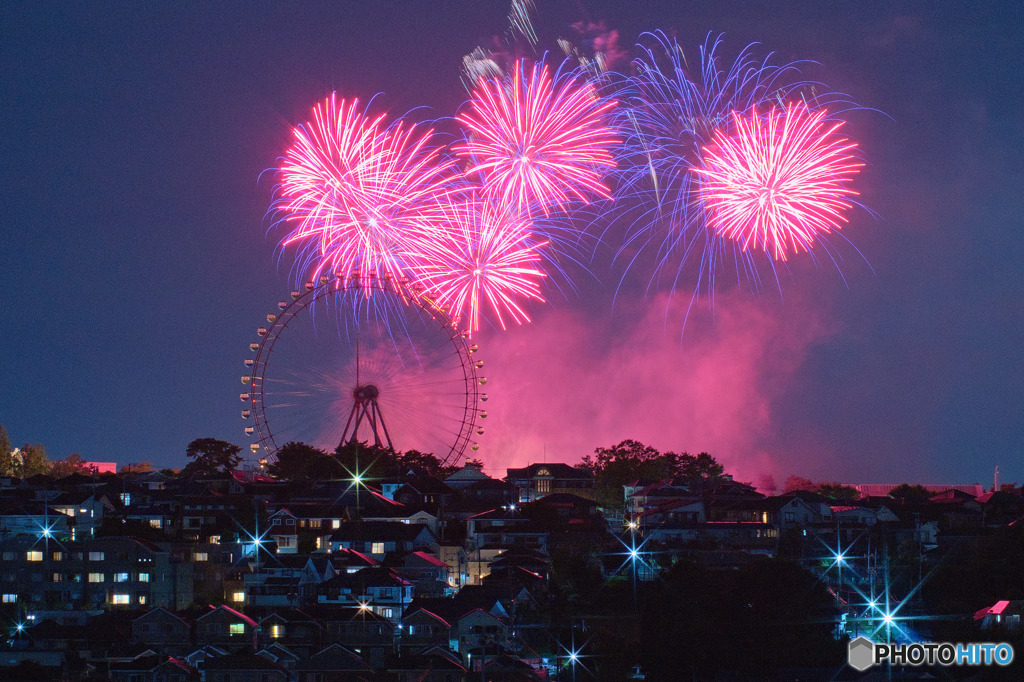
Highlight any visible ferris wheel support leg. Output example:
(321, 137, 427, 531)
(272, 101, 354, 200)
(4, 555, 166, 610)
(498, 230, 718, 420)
(375, 404, 395, 452)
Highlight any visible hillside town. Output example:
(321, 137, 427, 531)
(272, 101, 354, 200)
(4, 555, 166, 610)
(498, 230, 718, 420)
(2, 438, 1022, 680)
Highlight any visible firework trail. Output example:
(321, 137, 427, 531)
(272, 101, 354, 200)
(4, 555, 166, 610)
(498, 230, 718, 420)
(610, 32, 858, 302)
(695, 103, 862, 261)
(456, 58, 618, 217)
(406, 194, 547, 335)
(274, 94, 461, 287)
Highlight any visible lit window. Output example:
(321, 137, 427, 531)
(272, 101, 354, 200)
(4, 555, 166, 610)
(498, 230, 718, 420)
(2, 594, 16, 603)
(229, 623, 245, 635)
(52, 551, 62, 561)
(88, 573, 104, 583)
(120, 492, 131, 506)
(51, 573, 62, 583)
(114, 572, 130, 583)
(332, 519, 341, 529)
(88, 552, 104, 561)
(138, 573, 150, 582)
(112, 594, 130, 605)
(371, 542, 385, 555)
(193, 552, 208, 562)
(232, 591, 245, 603)
(270, 624, 283, 638)
(26, 551, 43, 562)
(149, 519, 162, 529)
(139, 595, 147, 605)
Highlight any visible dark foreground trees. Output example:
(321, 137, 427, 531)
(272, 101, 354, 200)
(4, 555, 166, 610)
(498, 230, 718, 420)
(583, 439, 727, 509)
(264, 440, 458, 482)
(182, 438, 242, 477)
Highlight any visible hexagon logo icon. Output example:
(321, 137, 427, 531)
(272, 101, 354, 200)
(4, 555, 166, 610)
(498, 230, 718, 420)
(848, 636, 875, 671)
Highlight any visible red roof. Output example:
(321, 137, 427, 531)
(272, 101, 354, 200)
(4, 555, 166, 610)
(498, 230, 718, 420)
(409, 551, 448, 568)
(207, 604, 259, 628)
(974, 600, 1011, 620)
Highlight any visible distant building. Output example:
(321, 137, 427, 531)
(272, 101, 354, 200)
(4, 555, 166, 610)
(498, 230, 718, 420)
(505, 463, 595, 503)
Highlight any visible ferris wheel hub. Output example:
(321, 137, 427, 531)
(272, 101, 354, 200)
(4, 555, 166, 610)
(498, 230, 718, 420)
(353, 384, 380, 401)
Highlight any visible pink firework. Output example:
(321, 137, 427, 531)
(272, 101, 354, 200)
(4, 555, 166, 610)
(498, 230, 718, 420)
(276, 94, 459, 283)
(455, 59, 618, 214)
(695, 103, 862, 261)
(408, 196, 546, 334)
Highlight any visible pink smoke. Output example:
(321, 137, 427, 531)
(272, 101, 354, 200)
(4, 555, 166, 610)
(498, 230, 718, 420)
(474, 290, 836, 484)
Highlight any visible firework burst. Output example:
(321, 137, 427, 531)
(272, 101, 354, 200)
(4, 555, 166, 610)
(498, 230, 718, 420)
(275, 94, 460, 285)
(695, 103, 862, 261)
(456, 59, 618, 216)
(611, 32, 859, 299)
(407, 196, 546, 335)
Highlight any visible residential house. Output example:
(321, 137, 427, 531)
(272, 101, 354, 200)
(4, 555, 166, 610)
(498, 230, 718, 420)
(295, 643, 375, 682)
(385, 646, 468, 682)
(203, 651, 288, 682)
(132, 607, 192, 653)
(317, 566, 414, 619)
(259, 609, 323, 657)
(399, 608, 453, 649)
(195, 605, 259, 651)
(974, 600, 1024, 631)
(325, 521, 436, 559)
(505, 463, 595, 503)
(108, 654, 194, 682)
(395, 550, 452, 596)
(444, 463, 493, 490)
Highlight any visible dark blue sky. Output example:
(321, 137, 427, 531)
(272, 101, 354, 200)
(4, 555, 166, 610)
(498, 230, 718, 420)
(2, 2, 1021, 486)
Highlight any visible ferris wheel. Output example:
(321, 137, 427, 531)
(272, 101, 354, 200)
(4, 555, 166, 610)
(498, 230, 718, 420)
(240, 275, 486, 467)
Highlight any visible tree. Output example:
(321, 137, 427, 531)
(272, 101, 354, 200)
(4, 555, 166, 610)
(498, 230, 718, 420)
(675, 452, 726, 486)
(584, 439, 667, 508)
(267, 441, 350, 481)
(51, 453, 93, 478)
(0, 425, 11, 475)
(391, 449, 456, 478)
(783, 475, 815, 493)
(888, 483, 932, 504)
(333, 441, 462, 479)
(182, 438, 242, 477)
(816, 482, 860, 501)
(16, 444, 51, 477)
(583, 440, 728, 509)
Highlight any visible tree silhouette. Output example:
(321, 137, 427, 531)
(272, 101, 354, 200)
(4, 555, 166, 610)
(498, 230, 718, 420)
(182, 438, 242, 476)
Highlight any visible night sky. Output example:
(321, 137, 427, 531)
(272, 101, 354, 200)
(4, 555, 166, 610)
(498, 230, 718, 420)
(2, 1, 1022, 487)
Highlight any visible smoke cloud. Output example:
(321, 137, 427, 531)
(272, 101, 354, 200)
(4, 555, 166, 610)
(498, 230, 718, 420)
(475, 289, 836, 485)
